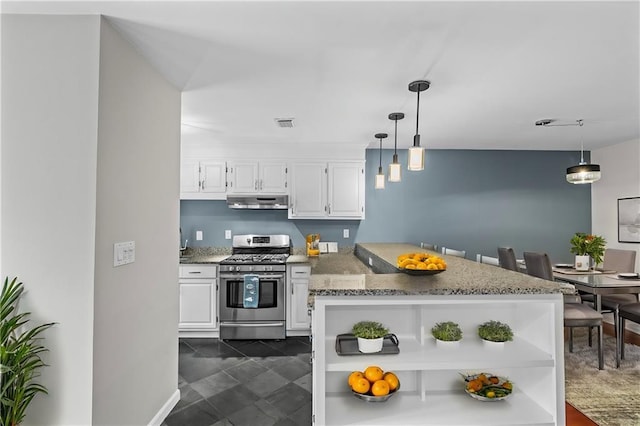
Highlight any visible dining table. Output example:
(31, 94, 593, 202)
(552, 268, 640, 311)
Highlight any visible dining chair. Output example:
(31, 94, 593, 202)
(441, 247, 466, 258)
(476, 254, 499, 266)
(586, 248, 637, 366)
(618, 302, 640, 367)
(497, 247, 519, 271)
(523, 251, 604, 369)
(420, 242, 438, 252)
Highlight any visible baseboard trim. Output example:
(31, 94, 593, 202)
(148, 389, 180, 426)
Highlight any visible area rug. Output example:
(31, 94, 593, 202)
(564, 328, 640, 426)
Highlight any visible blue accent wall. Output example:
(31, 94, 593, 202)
(180, 149, 591, 262)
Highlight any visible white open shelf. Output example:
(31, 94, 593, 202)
(324, 391, 555, 426)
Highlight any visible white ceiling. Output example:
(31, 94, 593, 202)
(4, 1, 640, 152)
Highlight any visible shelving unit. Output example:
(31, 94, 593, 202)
(311, 294, 565, 425)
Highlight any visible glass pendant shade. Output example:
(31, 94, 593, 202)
(388, 112, 404, 182)
(566, 163, 601, 184)
(408, 134, 425, 171)
(374, 133, 387, 189)
(375, 167, 386, 189)
(388, 156, 401, 182)
(407, 80, 430, 171)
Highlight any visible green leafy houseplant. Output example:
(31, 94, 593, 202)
(1, 277, 55, 426)
(477, 321, 514, 343)
(569, 233, 606, 266)
(351, 321, 389, 339)
(431, 321, 462, 342)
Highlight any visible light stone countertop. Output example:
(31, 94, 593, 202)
(309, 243, 571, 297)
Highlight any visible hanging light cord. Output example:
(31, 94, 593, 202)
(394, 119, 398, 155)
(415, 90, 421, 135)
(379, 137, 383, 168)
(577, 119, 586, 164)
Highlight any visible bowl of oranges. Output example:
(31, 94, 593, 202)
(348, 366, 400, 402)
(396, 253, 447, 275)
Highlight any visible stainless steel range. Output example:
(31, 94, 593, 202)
(219, 234, 290, 340)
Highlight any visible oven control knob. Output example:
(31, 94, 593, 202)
(249, 266, 254, 272)
(234, 266, 240, 272)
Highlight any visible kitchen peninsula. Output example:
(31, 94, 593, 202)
(309, 243, 567, 426)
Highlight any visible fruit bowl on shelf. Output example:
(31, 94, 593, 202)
(461, 372, 513, 402)
(351, 384, 400, 402)
(348, 367, 400, 402)
(396, 253, 447, 275)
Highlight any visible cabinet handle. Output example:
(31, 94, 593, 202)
(328, 204, 331, 214)
(188, 271, 202, 274)
(201, 180, 206, 190)
(292, 284, 294, 295)
(255, 180, 258, 190)
(260, 179, 263, 190)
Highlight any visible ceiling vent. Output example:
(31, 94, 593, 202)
(275, 118, 295, 128)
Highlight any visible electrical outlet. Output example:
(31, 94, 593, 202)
(225, 230, 232, 239)
(196, 231, 203, 241)
(343, 229, 349, 238)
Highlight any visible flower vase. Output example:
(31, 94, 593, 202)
(575, 255, 590, 271)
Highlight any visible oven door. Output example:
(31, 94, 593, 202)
(219, 273, 285, 322)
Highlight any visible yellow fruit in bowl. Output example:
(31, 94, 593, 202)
(371, 380, 390, 396)
(364, 365, 384, 383)
(383, 372, 400, 391)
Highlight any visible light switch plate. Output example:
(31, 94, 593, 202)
(113, 241, 135, 267)
(225, 230, 232, 239)
(318, 242, 328, 253)
(196, 231, 203, 241)
(343, 229, 349, 238)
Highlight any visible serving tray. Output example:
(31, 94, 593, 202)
(335, 333, 399, 355)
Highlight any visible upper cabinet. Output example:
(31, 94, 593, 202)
(180, 159, 227, 200)
(227, 161, 288, 194)
(289, 161, 365, 220)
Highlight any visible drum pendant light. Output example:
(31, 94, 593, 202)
(566, 120, 601, 184)
(374, 133, 388, 189)
(408, 80, 430, 171)
(388, 112, 404, 182)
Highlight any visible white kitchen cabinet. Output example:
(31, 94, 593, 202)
(227, 160, 288, 194)
(311, 294, 565, 425)
(287, 264, 311, 334)
(179, 265, 217, 330)
(289, 161, 365, 219)
(180, 159, 227, 200)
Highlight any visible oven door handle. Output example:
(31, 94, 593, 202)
(220, 274, 285, 280)
(220, 322, 285, 327)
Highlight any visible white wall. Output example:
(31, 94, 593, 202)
(592, 138, 640, 334)
(92, 17, 180, 425)
(1, 14, 181, 425)
(1, 15, 100, 425)
(592, 139, 640, 272)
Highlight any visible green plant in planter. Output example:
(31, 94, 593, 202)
(1, 277, 55, 426)
(477, 320, 514, 342)
(431, 321, 462, 342)
(351, 321, 389, 339)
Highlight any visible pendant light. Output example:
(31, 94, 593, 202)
(388, 112, 404, 182)
(407, 80, 430, 171)
(566, 120, 601, 184)
(374, 133, 388, 189)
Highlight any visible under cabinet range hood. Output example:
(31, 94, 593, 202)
(226, 195, 289, 210)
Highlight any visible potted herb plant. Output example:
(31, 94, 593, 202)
(569, 233, 606, 271)
(1, 277, 55, 425)
(351, 320, 389, 353)
(431, 321, 462, 346)
(478, 321, 513, 348)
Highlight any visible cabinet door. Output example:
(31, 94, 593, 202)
(200, 160, 227, 194)
(179, 279, 216, 329)
(328, 162, 364, 218)
(289, 162, 327, 218)
(259, 162, 288, 193)
(288, 265, 311, 331)
(227, 161, 259, 193)
(180, 159, 201, 194)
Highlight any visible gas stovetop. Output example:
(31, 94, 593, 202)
(221, 253, 289, 265)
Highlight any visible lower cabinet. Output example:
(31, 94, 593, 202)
(179, 265, 217, 331)
(311, 294, 565, 425)
(287, 264, 311, 334)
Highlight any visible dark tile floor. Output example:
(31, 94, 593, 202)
(162, 337, 312, 426)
